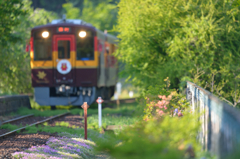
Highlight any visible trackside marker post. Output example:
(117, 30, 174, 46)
(96, 97, 104, 128)
(81, 102, 89, 140)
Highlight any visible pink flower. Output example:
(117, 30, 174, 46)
(167, 95, 172, 100)
(164, 106, 167, 110)
(162, 100, 166, 105)
(156, 101, 163, 108)
(158, 95, 162, 99)
(158, 101, 162, 105)
(158, 110, 164, 116)
(178, 111, 183, 117)
(150, 101, 155, 106)
(162, 95, 166, 100)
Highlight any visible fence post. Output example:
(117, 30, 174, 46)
(81, 102, 89, 140)
(96, 97, 104, 128)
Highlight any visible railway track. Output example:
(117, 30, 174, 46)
(0, 112, 69, 139)
(0, 112, 84, 159)
(1, 114, 34, 125)
(0, 98, 136, 158)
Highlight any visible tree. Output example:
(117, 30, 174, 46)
(0, 0, 57, 94)
(31, 0, 120, 17)
(62, 0, 118, 33)
(0, 0, 27, 46)
(116, 0, 240, 106)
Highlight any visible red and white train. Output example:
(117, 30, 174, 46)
(29, 16, 118, 107)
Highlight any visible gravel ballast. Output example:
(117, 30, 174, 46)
(0, 114, 85, 159)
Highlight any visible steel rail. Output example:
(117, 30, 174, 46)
(2, 114, 34, 125)
(0, 112, 70, 139)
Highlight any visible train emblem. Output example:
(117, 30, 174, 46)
(37, 71, 46, 79)
(57, 60, 71, 74)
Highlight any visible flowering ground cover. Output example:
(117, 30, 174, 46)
(9, 102, 140, 158)
(12, 132, 108, 159)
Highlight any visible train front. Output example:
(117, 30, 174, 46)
(30, 20, 98, 106)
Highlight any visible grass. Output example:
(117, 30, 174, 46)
(30, 98, 76, 110)
(4, 101, 143, 133)
(15, 107, 69, 117)
(87, 114, 140, 129)
(4, 94, 145, 158)
(114, 89, 140, 99)
(23, 124, 114, 144)
(15, 100, 143, 116)
(0, 123, 20, 131)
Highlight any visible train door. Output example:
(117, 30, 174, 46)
(53, 35, 75, 85)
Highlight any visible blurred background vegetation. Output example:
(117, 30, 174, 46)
(2, 0, 240, 106)
(0, 0, 121, 96)
(2, 0, 240, 158)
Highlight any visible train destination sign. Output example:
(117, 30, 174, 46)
(57, 27, 71, 33)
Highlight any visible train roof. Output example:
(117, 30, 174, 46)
(31, 20, 96, 31)
(31, 18, 118, 44)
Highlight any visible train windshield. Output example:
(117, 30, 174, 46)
(34, 31, 52, 61)
(76, 30, 94, 60)
(58, 40, 70, 59)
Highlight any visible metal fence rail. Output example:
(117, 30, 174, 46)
(186, 81, 240, 159)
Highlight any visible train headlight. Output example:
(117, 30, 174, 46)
(42, 31, 49, 38)
(79, 31, 86, 38)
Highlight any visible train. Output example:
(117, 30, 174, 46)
(29, 16, 118, 107)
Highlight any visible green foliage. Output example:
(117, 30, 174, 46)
(30, 98, 77, 110)
(62, 3, 80, 19)
(23, 124, 103, 140)
(94, 78, 213, 158)
(24, 124, 82, 134)
(31, 0, 120, 16)
(0, 0, 57, 94)
(54, 121, 80, 129)
(96, 113, 206, 159)
(31, 0, 71, 16)
(0, 0, 27, 46)
(30, 98, 51, 110)
(116, 0, 240, 106)
(0, 123, 20, 131)
(143, 80, 190, 121)
(24, 124, 38, 133)
(87, 114, 140, 129)
(62, 0, 118, 33)
(78, 102, 141, 116)
(15, 107, 69, 117)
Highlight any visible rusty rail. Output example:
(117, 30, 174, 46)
(0, 112, 70, 138)
(2, 114, 34, 125)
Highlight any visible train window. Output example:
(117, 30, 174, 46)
(34, 39, 52, 61)
(76, 31, 94, 60)
(58, 40, 70, 59)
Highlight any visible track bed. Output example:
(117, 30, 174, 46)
(0, 116, 47, 136)
(0, 114, 84, 159)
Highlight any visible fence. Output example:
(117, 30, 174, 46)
(186, 81, 240, 159)
(0, 95, 31, 116)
